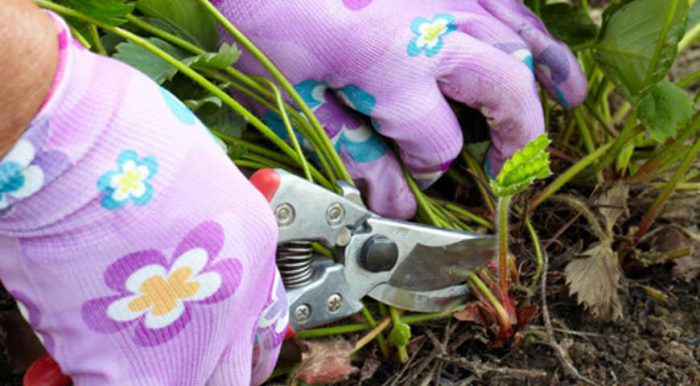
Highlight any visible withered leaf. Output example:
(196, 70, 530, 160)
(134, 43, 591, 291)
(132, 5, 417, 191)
(295, 339, 358, 385)
(565, 242, 623, 320)
(597, 182, 629, 233)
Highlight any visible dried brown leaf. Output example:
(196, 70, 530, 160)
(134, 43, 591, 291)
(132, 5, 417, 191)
(295, 339, 358, 385)
(565, 242, 623, 320)
(597, 182, 629, 233)
(669, 228, 700, 282)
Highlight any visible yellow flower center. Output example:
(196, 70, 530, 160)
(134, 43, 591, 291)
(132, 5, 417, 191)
(424, 23, 446, 42)
(128, 267, 200, 316)
(118, 169, 144, 194)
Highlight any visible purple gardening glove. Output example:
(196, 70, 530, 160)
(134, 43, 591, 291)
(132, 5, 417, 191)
(214, 0, 587, 219)
(0, 12, 286, 385)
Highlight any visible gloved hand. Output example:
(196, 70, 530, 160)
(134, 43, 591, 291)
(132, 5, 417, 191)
(214, 0, 588, 219)
(0, 10, 286, 386)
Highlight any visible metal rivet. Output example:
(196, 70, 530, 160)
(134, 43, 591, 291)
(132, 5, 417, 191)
(275, 203, 295, 226)
(336, 227, 352, 247)
(294, 304, 311, 324)
(327, 294, 342, 313)
(361, 236, 399, 272)
(326, 203, 345, 225)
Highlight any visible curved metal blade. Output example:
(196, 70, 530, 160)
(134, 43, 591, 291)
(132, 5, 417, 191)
(343, 218, 496, 312)
(368, 283, 468, 312)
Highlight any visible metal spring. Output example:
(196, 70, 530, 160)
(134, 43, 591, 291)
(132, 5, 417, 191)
(276, 241, 314, 289)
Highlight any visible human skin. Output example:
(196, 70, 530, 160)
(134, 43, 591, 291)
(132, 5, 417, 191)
(0, 0, 58, 157)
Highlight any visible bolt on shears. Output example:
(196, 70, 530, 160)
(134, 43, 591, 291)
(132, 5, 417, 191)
(250, 168, 497, 331)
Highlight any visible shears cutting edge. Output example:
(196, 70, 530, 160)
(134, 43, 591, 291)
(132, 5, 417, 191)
(250, 168, 497, 331)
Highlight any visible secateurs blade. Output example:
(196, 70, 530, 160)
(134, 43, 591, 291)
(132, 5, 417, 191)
(250, 168, 496, 331)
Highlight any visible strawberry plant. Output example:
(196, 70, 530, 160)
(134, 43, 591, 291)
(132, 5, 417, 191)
(13, 0, 700, 384)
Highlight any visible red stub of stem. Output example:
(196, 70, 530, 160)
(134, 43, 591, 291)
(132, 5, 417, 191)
(23, 353, 71, 386)
(250, 168, 281, 202)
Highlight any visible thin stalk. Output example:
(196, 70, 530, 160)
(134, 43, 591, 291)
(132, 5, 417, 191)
(679, 15, 700, 52)
(442, 201, 494, 230)
(295, 323, 371, 339)
(212, 130, 295, 167)
(525, 218, 544, 293)
(678, 68, 700, 88)
(496, 196, 512, 299)
(352, 317, 392, 354)
(260, 78, 313, 181)
(592, 110, 639, 175)
(461, 150, 496, 214)
(361, 306, 389, 356)
(128, 13, 338, 181)
(627, 113, 700, 184)
(88, 24, 106, 55)
(468, 272, 511, 333)
(389, 307, 409, 363)
(196, 0, 352, 183)
(634, 137, 700, 244)
(574, 108, 595, 154)
(405, 170, 444, 227)
(68, 25, 90, 48)
(530, 139, 617, 211)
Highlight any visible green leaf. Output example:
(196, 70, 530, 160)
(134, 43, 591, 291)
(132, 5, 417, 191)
(113, 38, 189, 84)
(541, 3, 598, 47)
(388, 322, 411, 347)
(595, 0, 689, 98)
(638, 80, 694, 142)
(185, 43, 242, 70)
(197, 105, 247, 139)
(136, 0, 218, 51)
(56, 0, 134, 26)
(490, 135, 552, 197)
(184, 95, 223, 112)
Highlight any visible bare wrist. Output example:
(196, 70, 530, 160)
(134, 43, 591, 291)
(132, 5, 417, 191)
(0, 0, 59, 157)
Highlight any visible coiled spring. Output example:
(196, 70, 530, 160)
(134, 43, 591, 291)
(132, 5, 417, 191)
(276, 241, 314, 289)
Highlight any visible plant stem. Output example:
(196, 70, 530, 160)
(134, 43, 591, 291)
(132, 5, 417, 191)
(524, 218, 544, 293)
(461, 150, 496, 214)
(468, 272, 511, 334)
(389, 307, 409, 363)
(88, 24, 106, 55)
(441, 201, 494, 230)
(260, 78, 313, 181)
(627, 113, 700, 184)
(496, 196, 512, 298)
(295, 323, 371, 339)
(361, 306, 389, 356)
(196, 0, 352, 183)
(126, 14, 338, 182)
(352, 317, 391, 354)
(634, 137, 700, 244)
(592, 110, 639, 175)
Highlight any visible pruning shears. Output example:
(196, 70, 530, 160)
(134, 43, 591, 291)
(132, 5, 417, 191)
(250, 168, 496, 331)
(24, 168, 496, 386)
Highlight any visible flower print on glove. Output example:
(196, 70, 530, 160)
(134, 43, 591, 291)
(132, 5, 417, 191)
(97, 150, 158, 210)
(215, 0, 588, 218)
(81, 222, 242, 346)
(263, 81, 416, 218)
(0, 121, 70, 214)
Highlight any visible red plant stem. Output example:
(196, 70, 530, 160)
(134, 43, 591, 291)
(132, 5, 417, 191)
(634, 137, 700, 244)
(497, 196, 511, 297)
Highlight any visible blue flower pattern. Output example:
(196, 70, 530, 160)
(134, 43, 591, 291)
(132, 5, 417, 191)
(407, 14, 457, 58)
(264, 81, 388, 164)
(98, 150, 158, 210)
